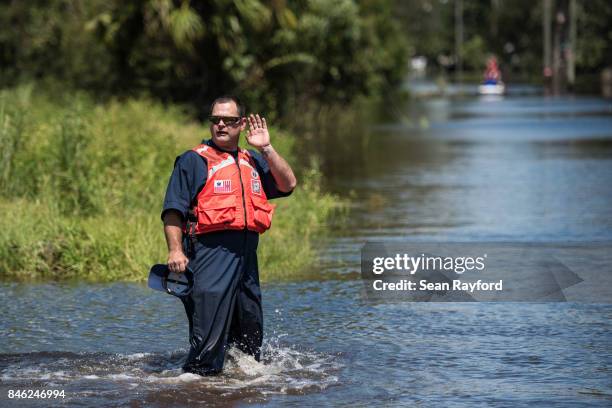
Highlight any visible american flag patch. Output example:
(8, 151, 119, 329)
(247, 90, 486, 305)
(214, 179, 232, 193)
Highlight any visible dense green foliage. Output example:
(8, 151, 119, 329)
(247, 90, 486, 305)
(0, 0, 407, 118)
(2, 0, 610, 97)
(0, 85, 340, 281)
(396, 0, 612, 77)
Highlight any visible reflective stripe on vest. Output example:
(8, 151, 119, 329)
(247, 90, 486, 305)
(191, 144, 276, 234)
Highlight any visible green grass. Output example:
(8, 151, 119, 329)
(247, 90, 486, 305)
(0, 84, 342, 282)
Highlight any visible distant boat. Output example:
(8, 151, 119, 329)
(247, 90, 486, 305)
(480, 56, 505, 95)
(478, 81, 505, 95)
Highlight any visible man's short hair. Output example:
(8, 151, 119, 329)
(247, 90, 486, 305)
(209, 95, 245, 117)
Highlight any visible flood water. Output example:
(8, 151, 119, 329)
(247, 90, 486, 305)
(2, 94, 612, 407)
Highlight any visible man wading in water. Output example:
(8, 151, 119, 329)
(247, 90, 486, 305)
(161, 96, 296, 375)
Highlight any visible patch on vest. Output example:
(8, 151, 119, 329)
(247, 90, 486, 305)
(214, 179, 232, 194)
(251, 169, 259, 179)
(251, 179, 262, 195)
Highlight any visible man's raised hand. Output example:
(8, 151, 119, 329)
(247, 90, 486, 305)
(246, 114, 271, 150)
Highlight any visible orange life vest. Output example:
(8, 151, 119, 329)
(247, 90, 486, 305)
(189, 144, 275, 234)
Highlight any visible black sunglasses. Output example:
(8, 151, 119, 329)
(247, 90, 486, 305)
(209, 116, 242, 126)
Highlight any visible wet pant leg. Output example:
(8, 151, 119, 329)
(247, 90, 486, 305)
(180, 232, 263, 375)
(228, 249, 263, 360)
(181, 243, 241, 375)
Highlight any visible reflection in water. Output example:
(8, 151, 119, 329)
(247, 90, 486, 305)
(305, 96, 612, 274)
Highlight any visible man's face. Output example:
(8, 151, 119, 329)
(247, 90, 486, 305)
(209, 101, 246, 150)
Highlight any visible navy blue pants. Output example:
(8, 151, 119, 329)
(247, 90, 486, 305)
(180, 230, 263, 375)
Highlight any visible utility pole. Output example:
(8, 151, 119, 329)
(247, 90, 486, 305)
(567, 0, 576, 87)
(552, 0, 571, 94)
(455, 0, 463, 84)
(491, 0, 499, 38)
(543, 0, 553, 91)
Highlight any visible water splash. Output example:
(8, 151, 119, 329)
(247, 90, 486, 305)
(0, 339, 342, 404)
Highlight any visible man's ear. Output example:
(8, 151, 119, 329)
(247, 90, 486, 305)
(240, 117, 247, 132)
